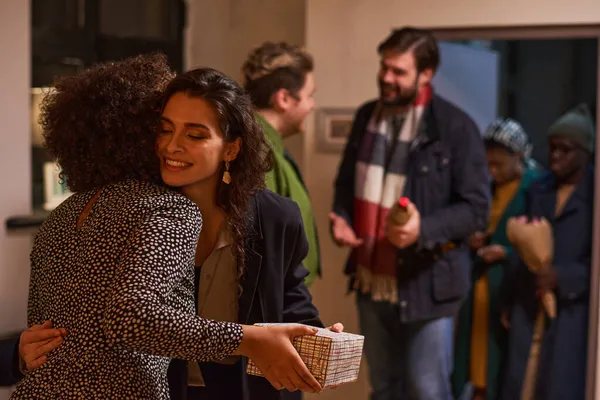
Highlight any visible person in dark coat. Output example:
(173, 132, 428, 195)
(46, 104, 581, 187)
(500, 104, 595, 400)
(330, 27, 489, 400)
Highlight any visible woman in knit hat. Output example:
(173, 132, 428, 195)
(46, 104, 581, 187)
(547, 104, 595, 182)
(453, 117, 539, 400)
(500, 104, 595, 400)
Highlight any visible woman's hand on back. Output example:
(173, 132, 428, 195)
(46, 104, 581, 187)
(234, 324, 322, 393)
(19, 321, 67, 372)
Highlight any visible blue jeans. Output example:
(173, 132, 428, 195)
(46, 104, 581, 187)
(356, 292, 454, 400)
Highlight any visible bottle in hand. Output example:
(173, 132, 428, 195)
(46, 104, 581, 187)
(388, 197, 413, 226)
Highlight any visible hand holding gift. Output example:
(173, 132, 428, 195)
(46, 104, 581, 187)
(246, 323, 364, 390)
(506, 216, 556, 319)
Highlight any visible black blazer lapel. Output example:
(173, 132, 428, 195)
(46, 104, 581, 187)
(556, 166, 594, 220)
(538, 188, 557, 222)
(537, 166, 594, 222)
(238, 196, 263, 325)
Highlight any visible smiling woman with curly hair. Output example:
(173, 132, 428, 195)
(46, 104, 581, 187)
(11, 54, 322, 400)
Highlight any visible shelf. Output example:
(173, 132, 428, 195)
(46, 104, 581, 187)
(5, 212, 50, 232)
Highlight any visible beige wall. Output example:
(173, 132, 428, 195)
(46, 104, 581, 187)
(184, 0, 306, 161)
(184, 0, 306, 80)
(187, 1, 600, 399)
(0, 1, 31, 399)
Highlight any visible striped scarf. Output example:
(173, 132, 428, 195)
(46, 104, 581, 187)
(352, 85, 433, 302)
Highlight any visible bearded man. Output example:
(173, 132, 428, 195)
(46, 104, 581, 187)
(330, 27, 490, 400)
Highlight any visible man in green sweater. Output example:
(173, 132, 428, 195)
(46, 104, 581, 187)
(241, 42, 321, 286)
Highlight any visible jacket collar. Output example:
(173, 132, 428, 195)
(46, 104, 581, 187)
(536, 165, 594, 221)
(410, 96, 442, 151)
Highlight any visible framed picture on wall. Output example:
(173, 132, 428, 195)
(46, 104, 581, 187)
(315, 107, 355, 153)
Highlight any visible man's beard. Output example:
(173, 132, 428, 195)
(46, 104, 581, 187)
(378, 79, 419, 107)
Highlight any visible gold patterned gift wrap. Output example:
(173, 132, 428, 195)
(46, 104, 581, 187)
(245, 323, 364, 388)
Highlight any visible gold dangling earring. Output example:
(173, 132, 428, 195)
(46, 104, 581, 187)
(222, 161, 231, 184)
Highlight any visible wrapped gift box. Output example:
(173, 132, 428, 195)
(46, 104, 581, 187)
(245, 323, 364, 389)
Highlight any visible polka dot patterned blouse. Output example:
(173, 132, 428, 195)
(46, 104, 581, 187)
(11, 180, 243, 399)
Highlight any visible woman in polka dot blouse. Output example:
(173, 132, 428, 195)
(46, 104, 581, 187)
(11, 55, 322, 399)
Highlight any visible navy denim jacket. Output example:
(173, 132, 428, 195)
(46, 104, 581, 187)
(332, 95, 490, 322)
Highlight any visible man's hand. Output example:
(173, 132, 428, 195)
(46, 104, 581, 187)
(477, 244, 507, 264)
(385, 206, 421, 249)
(501, 310, 510, 330)
(536, 268, 558, 292)
(469, 232, 488, 251)
(329, 213, 363, 248)
(19, 321, 67, 372)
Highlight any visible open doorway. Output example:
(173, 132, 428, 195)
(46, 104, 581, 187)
(429, 25, 600, 400)
(434, 37, 597, 167)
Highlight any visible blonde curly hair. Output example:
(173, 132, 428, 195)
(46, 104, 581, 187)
(241, 41, 313, 109)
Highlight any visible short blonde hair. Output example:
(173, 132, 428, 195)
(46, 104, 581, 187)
(242, 41, 313, 109)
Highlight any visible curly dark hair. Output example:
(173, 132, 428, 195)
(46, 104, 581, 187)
(161, 68, 274, 275)
(41, 53, 174, 192)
